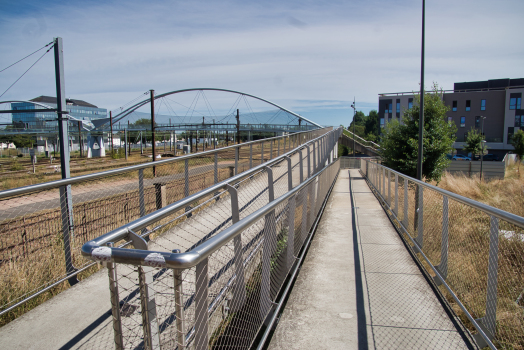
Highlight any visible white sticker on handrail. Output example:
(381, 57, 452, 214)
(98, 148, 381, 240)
(92, 247, 112, 262)
(144, 253, 166, 268)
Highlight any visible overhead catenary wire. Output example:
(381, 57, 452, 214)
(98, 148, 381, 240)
(0, 41, 53, 74)
(0, 44, 54, 99)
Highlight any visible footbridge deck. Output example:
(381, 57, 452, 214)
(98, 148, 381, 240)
(268, 169, 473, 349)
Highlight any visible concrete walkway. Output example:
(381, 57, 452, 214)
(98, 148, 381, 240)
(268, 169, 472, 350)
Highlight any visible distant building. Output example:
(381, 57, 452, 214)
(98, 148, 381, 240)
(11, 96, 107, 130)
(378, 78, 524, 158)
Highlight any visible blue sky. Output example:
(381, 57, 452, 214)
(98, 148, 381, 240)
(0, 0, 523, 127)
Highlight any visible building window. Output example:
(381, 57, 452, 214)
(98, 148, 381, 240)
(510, 93, 522, 110)
(396, 99, 400, 117)
(516, 115, 524, 127)
(388, 103, 392, 114)
(475, 116, 480, 128)
(452, 101, 457, 112)
(508, 127, 515, 144)
(466, 100, 471, 111)
(447, 117, 453, 123)
(408, 98, 413, 110)
(481, 99, 486, 111)
(380, 118, 384, 127)
(460, 116, 465, 127)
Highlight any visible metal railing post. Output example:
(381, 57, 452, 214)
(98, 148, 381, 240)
(249, 144, 253, 169)
(476, 216, 500, 341)
(403, 178, 409, 228)
(394, 173, 398, 216)
(299, 149, 304, 183)
(388, 170, 391, 205)
(301, 188, 308, 244)
(286, 195, 296, 271)
(138, 265, 161, 350)
(184, 159, 189, 197)
(107, 242, 124, 350)
(434, 196, 449, 285)
(284, 156, 292, 191)
(415, 185, 424, 250)
(312, 142, 317, 173)
(60, 184, 77, 284)
(270, 140, 273, 160)
(194, 258, 209, 350)
(139, 169, 145, 218)
(277, 138, 280, 156)
(214, 153, 218, 184)
(260, 166, 275, 320)
(227, 184, 246, 311)
(235, 147, 239, 175)
(306, 145, 311, 179)
(173, 267, 186, 349)
(261, 141, 264, 165)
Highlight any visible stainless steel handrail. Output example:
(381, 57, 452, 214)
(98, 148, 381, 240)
(367, 161, 524, 227)
(81, 128, 342, 267)
(0, 127, 331, 199)
(342, 127, 380, 149)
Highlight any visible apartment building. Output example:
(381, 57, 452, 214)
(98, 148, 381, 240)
(378, 78, 524, 158)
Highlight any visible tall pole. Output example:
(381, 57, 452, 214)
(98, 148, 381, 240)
(110, 111, 113, 154)
(480, 116, 485, 182)
(417, 0, 425, 181)
(352, 98, 356, 157)
(77, 121, 82, 157)
(236, 109, 240, 144)
(54, 37, 77, 285)
(150, 89, 156, 176)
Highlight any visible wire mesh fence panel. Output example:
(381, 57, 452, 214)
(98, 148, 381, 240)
(360, 159, 524, 350)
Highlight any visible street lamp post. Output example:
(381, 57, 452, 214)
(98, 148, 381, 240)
(480, 116, 486, 181)
(351, 98, 356, 157)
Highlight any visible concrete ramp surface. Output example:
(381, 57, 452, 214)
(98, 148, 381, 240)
(268, 169, 473, 349)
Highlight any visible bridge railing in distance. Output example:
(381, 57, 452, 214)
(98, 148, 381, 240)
(361, 159, 524, 350)
(342, 127, 380, 149)
(0, 127, 333, 323)
(81, 128, 342, 350)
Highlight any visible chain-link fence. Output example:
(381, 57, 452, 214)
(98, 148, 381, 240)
(361, 159, 524, 350)
(0, 127, 335, 324)
(81, 129, 341, 349)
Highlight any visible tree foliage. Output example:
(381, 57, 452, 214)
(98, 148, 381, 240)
(379, 84, 456, 182)
(463, 127, 487, 158)
(511, 129, 524, 172)
(0, 134, 34, 148)
(348, 109, 379, 141)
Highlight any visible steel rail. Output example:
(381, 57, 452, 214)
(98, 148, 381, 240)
(361, 160, 497, 350)
(0, 127, 331, 199)
(81, 129, 341, 268)
(109, 88, 322, 128)
(366, 160, 524, 228)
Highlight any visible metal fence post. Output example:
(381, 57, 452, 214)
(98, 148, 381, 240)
(403, 178, 409, 228)
(286, 195, 296, 271)
(194, 258, 209, 350)
(434, 196, 449, 286)
(284, 156, 292, 191)
(278, 138, 280, 156)
(184, 159, 189, 197)
(214, 153, 218, 184)
(415, 185, 424, 250)
(138, 265, 161, 350)
(388, 170, 391, 205)
(301, 188, 308, 244)
(270, 140, 273, 160)
(299, 149, 304, 183)
(235, 147, 239, 175)
(139, 169, 145, 218)
(173, 267, 186, 349)
(476, 216, 500, 341)
(394, 173, 398, 216)
(227, 184, 246, 311)
(249, 144, 253, 169)
(260, 166, 275, 320)
(306, 145, 311, 179)
(313, 142, 317, 173)
(106, 242, 124, 350)
(261, 141, 264, 165)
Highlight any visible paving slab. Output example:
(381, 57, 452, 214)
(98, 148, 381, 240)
(268, 168, 472, 350)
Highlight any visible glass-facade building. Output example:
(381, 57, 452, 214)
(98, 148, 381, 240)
(11, 96, 107, 130)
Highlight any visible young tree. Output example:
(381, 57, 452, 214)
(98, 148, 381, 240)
(511, 129, 524, 172)
(379, 84, 456, 182)
(463, 128, 487, 159)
